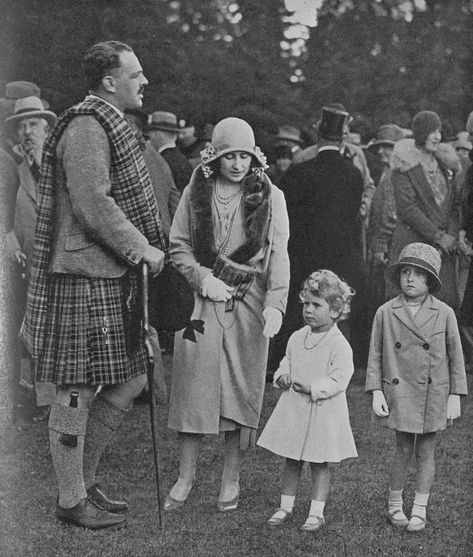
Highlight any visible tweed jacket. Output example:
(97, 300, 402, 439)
(365, 294, 467, 433)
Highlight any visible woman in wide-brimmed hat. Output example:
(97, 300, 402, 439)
(165, 117, 290, 512)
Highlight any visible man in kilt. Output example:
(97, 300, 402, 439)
(20, 41, 166, 530)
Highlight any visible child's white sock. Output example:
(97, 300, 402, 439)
(411, 491, 429, 522)
(388, 489, 404, 512)
(309, 499, 325, 518)
(280, 494, 295, 513)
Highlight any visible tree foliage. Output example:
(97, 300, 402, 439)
(1, 0, 472, 146)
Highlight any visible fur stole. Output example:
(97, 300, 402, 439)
(391, 138, 461, 174)
(188, 166, 272, 267)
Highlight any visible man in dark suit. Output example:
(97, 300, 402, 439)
(268, 106, 366, 371)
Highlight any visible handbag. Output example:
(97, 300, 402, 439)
(212, 253, 257, 301)
(147, 261, 195, 332)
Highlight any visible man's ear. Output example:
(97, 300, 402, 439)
(101, 75, 115, 93)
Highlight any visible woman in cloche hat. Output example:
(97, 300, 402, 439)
(165, 117, 290, 512)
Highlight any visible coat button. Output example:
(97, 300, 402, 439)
(423, 343, 430, 350)
(428, 377, 432, 384)
(392, 378, 399, 385)
(395, 342, 401, 348)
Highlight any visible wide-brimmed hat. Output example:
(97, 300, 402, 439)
(146, 111, 180, 132)
(387, 242, 442, 292)
(6, 96, 56, 133)
(200, 117, 267, 176)
(275, 124, 303, 146)
(369, 124, 404, 150)
(316, 106, 349, 141)
(0, 81, 44, 117)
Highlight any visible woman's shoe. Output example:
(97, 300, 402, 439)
(387, 509, 409, 528)
(217, 483, 240, 512)
(300, 515, 325, 532)
(267, 508, 293, 528)
(163, 493, 187, 512)
(406, 514, 426, 532)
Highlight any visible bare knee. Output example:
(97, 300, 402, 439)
(101, 374, 148, 408)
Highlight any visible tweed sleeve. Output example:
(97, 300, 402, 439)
(60, 117, 148, 265)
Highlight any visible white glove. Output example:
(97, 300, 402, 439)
(262, 307, 283, 338)
(447, 394, 461, 421)
(372, 390, 390, 417)
(201, 274, 233, 302)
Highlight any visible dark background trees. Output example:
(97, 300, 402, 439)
(1, 0, 472, 149)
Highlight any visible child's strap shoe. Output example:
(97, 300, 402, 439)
(300, 514, 325, 532)
(267, 508, 293, 528)
(387, 509, 409, 528)
(406, 514, 426, 532)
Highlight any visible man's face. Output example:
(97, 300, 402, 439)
(109, 50, 148, 111)
(16, 117, 49, 154)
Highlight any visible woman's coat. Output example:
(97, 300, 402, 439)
(168, 170, 290, 434)
(365, 294, 467, 433)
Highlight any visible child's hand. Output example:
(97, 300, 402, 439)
(276, 374, 292, 390)
(447, 394, 461, 420)
(292, 381, 311, 395)
(372, 390, 390, 417)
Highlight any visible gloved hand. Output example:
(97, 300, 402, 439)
(262, 307, 283, 338)
(435, 232, 457, 255)
(372, 390, 390, 417)
(447, 394, 461, 421)
(201, 274, 234, 301)
(458, 230, 473, 256)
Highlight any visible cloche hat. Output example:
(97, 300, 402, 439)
(387, 242, 442, 292)
(412, 111, 442, 146)
(200, 117, 267, 177)
(6, 96, 56, 133)
(368, 124, 404, 151)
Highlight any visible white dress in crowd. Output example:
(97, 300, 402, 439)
(257, 324, 358, 463)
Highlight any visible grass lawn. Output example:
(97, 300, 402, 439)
(1, 362, 472, 557)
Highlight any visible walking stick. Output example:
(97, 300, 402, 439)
(141, 262, 164, 530)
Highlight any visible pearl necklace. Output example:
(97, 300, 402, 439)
(215, 178, 242, 205)
(303, 329, 330, 350)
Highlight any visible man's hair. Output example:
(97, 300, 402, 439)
(83, 41, 133, 91)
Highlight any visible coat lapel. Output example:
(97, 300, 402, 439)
(391, 294, 439, 341)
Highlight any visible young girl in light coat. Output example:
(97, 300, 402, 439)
(258, 270, 358, 532)
(365, 242, 467, 532)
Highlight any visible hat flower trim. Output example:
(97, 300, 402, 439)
(200, 144, 268, 178)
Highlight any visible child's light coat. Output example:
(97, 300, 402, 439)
(366, 294, 467, 433)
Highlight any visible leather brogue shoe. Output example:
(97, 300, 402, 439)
(87, 484, 129, 513)
(55, 498, 127, 530)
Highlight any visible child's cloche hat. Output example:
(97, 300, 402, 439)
(387, 242, 442, 292)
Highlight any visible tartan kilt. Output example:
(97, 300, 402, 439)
(36, 272, 147, 386)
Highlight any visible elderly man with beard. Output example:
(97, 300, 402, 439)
(5, 96, 57, 418)
(21, 40, 166, 530)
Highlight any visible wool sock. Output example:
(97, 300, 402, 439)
(49, 402, 88, 509)
(388, 488, 406, 512)
(82, 395, 129, 490)
(410, 491, 429, 523)
(309, 499, 325, 518)
(280, 494, 295, 513)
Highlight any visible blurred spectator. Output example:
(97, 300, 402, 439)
(146, 111, 193, 192)
(389, 111, 461, 311)
(186, 123, 215, 169)
(5, 96, 57, 419)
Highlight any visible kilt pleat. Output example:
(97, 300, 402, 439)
(37, 273, 146, 386)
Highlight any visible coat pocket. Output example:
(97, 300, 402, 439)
(65, 232, 94, 252)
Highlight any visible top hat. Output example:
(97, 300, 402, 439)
(387, 242, 442, 292)
(6, 96, 56, 133)
(146, 111, 180, 132)
(369, 124, 404, 150)
(317, 107, 349, 141)
(275, 125, 303, 146)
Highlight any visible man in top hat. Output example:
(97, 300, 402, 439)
(292, 103, 375, 222)
(20, 40, 166, 530)
(268, 106, 366, 371)
(146, 110, 193, 192)
(5, 97, 57, 417)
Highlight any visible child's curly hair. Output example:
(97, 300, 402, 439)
(299, 269, 355, 322)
